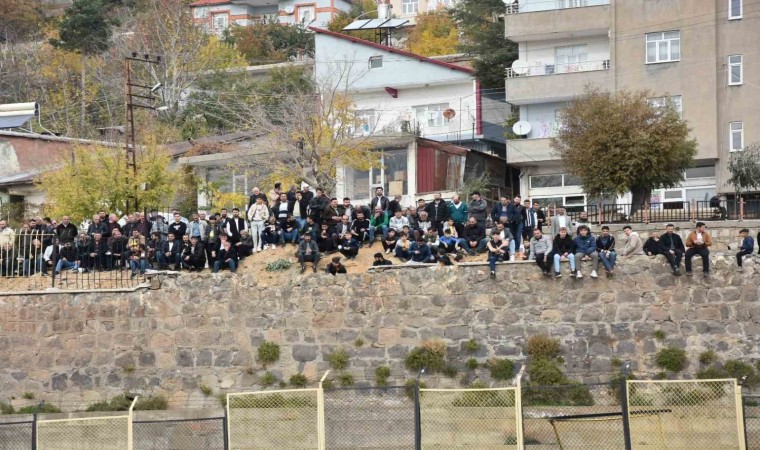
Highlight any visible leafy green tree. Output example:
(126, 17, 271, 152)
(551, 88, 697, 216)
(230, 21, 314, 65)
(50, 0, 120, 130)
(451, 0, 516, 87)
(728, 142, 760, 199)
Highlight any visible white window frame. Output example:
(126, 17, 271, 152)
(369, 56, 383, 69)
(402, 0, 419, 15)
(649, 95, 683, 115)
(212, 13, 229, 31)
(554, 45, 589, 73)
(297, 5, 315, 24)
(730, 121, 744, 152)
(354, 109, 377, 136)
(728, 55, 743, 85)
(529, 173, 580, 189)
(728, 0, 743, 20)
(414, 103, 449, 128)
(646, 31, 681, 64)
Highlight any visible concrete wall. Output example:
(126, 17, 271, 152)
(2, 222, 760, 411)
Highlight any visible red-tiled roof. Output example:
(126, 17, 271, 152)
(308, 27, 475, 75)
(189, 0, 230, 7)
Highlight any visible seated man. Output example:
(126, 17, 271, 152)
(461, 217, 487, 256)
(684, 221, 712, 276)
(408, 238, 433, 264)
(127, 243, 149, 277)
(213, 241, 238, 273)
(487, 232, 509, 279)
(659, 224, 685, 276)
(620, 225, 644, 258)
(736, 228, 754, 272)
(528, 228, 552, 276)
(382, 229, 399, 255)
(108, 229, 128, 270)
(297, 234, 320, 273)
(573, 225, 598, 279)
(491, 222, 516, 261)
(281, 215, 299, 245)
(163, 233, 183, 270)
(299, 216, 318, 241)
(351, 211, 371, 246)
(389, 210, 409, 234)
(238, 230, 254, 258)
(182, 236, 206, 271)
(596, 225, 617, 277)
(338, 234, 360, 260)
(394, 233, 412, 261)
(369, 207, 389, 243)
(423, 228, 440, 253)
(416, 211, 432, 238)
(326, 256, 347, 275)
(643, 231, 661, 256)
(438, 229, 462, 254)
(372, 252, 392, 266)
(317, 223, 336, 253)
(54, 241, 80, 274)
(549, 227, 576, 278)
(86, 232, 109, 272)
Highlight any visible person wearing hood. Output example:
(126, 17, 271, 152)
(620, 225, 643, 257)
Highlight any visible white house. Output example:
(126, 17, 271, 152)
(190, 0, 352, 33)
(312, 27, 511, 205)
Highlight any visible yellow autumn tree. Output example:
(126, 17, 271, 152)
(407, 10, 459, 57)
(37, 142, 180, 222)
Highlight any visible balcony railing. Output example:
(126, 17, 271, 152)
(505, 0, 609, 14)
(506, 59, 610, 78)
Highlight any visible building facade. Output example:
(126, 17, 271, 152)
(384, 0, 457, 24)
(189, 0, 352, 33)
(505, 0, 758, 209)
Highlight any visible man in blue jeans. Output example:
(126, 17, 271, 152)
(213, 241, 238, 273)
(54, 241, 80, 274)
(596, 225, 617, 277)
(487, 233, 509, 279)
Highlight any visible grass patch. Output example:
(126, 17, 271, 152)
(260, 371, 276, 387)
(466, 358, 479, 370)
(526, 335, 561, 359)
(487, 358, 514, 381)
(699, 350, 718, 366)
(257, 341, 281, 367)
(328, 348, 350, 371)
(656, 347, 687, 372)
(463, 339, 480, 354)
(289, 373, 308, 388)
(653, 330, 667, 342)
(375, 366, 391, 387)
(199, 383, 213, 396)
(265, 258, 292, 272)
(354, 337, 365, 347)
(337, 373, 354, 387)
(405, 339, 446, 373)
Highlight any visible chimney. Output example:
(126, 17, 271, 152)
(377, 0, 391, 19)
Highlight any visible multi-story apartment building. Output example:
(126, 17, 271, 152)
(189, 0, 352, 33)
(505, 0, 757, 210)
(385, 0, 456, 23)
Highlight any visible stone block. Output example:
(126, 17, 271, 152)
(292, 345, 318, 362)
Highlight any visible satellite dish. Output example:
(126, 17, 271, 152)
(511, 60, 529, 75)
(512, 121, 532, 136)
(443, 108, 456, 120)
(284, 6, 294, 14)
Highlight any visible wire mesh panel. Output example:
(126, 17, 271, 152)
(419, 387, 519, 449)
(627, 379, 743, 450)
(744, 397, 760, 450)
(0, 420, 33, 450)
(133, 417, 225, 450)
(324, 387, 415, 449)
(227, 389, 320, 450)
(521, 382, 623, 449)
(37, 415, 130, 450)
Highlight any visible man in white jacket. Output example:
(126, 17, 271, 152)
(620, 225, 644, 258)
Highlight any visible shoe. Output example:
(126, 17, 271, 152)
(130, 271, 136, 279)
(674, 269, 682, 276)
(606, 271, 611, 278)
(571, 270, 576, 277)
(738, 267, 744, 272)
(703, 271, 710, 276)
(509, 255, 515, 262)
(591, 270, 598, 278)
(263, 244, 269, 250)
(542, 270, 550, 277)
(254, 248, 259, 253)
(555, 272, 562, 278)
(272, 244, 276, 249)
(368, 242, 373, 248)
(576, 271, 583, 279)
(300, 267, 306, 274)
(685, 271, 693, 277)
(490, 271, 496, 279)
(385, 249, 391, 254)
(312, 266, 317, 273)
(338, 245, 343, 250)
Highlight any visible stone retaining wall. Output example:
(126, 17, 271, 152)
(0, 252, 759, 411)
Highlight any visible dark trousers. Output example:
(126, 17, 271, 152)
(737, 250, 752, 267)
(522, 225, 534, 242)
(685, 247, 710, 273)
(340, 247, 358, 259)
(298, 253, 320, 268)
(534, 253, 549, 273)
(206, 241, 218, 266)
(432, 221, 444, 236)
(663, 249, 684, 269)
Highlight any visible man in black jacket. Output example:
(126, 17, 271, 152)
(108, 229, 128, 270)
(168, 213, 187, 241)
(548, 227, 576, 278)
(462, 217, 486, 256)
(644, 231, 661, 256)
(55, 216, 79, 244)
(213, 241, 238, 273)
(162, 233, 182, 270)
(370, 187, 389, 213)
(246, 187, 268, 215)
(225, 208, 248, 245)
(183, 236, 206, 271)
(350, 211, 371, 245)
(658, 224, 685, 275)
(87, 214, 109, 238)
(85, 232, 109, 271)
(326, 256, 347, 275)
(309, 188, 329, 224)
(425, 193, 450, 235)
(297, 234, 320, 273)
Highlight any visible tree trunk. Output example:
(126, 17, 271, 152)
(630, 186, 650, 219)
(80, 54, 87, 133)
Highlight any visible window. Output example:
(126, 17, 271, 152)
(729, 0, 742, 19)
(729, 55, 743, 85)
(297, 6, 315, 23)
(529, 173, 580, 189)
(730, 121, 744, 151)
(212, 13, 229, 31)
(354, 109, 377, 135)
(414, 103, 449, 128)
(558, 0, 589, 8)
(369, 56, 383, 69)
(646, 31, 680, 63)
(685, 165, 716, 179)
(649, 95, 683, 115)
(344, 149, 409, 199)
(402, 0, 419, 15)
(555, 45, 588, 73)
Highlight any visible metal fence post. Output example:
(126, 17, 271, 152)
(620, 378, 633, 450)
(515, 370, 525, 450)
(318, 371, 329, 450)
(31, 412, 37, 450)
(414, 381, 422, 450)
(223, 399, 230, 450)
(736, 381, 748, 450)
(128, 395, 138, 450)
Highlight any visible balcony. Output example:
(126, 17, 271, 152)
(506, 60, 613, 105)
(505, 1, 610, 42)
(506, 138, 558, 165)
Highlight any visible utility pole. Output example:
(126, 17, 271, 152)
(124, 53, 162, 213)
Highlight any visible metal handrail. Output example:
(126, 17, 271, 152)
(507, 59, 611, 78)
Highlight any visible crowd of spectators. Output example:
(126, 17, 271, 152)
(0, 182, 754, 279)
